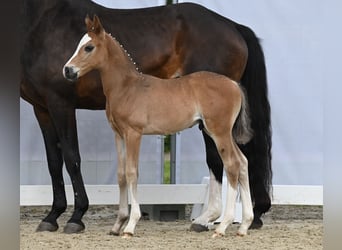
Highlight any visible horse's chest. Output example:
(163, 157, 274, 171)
(106, 103, 145, 134)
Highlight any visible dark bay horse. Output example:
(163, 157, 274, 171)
(21, 0, 272, 233)
(63, 15, 254, 237)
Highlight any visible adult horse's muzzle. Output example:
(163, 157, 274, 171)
(63, 66, 79, 82)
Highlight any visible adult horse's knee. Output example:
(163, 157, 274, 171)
(64, 152, 81, 176)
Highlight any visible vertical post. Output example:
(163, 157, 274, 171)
(170, 132, 181, 184)
(170, 134, 177, 184)
(165, 0, 179, 5)
(159, 135, 165, 184)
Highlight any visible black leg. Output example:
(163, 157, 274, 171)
(47, 101, 89, 234)
(201, 130, 224, 184)
(34, 106, 66, 232)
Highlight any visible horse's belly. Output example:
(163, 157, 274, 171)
(142, 113, 199, 135)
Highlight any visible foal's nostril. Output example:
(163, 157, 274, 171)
(63, 66, 78, 81)
(64, 66, 71, 77)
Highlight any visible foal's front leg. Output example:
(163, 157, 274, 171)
(122, 130, 142, 238)
(110, 134, 129, 235)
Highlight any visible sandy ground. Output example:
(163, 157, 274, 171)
(20, 205, 322, 250)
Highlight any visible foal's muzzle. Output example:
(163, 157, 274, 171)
(63, 66, 79, 82)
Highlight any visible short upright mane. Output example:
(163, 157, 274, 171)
(109, 34, 141, 73)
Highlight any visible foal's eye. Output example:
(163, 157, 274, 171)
(84, 45, 94, 53)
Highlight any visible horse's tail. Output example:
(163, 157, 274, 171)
(233, 85, 253, 145)
(235, 23, 273, 205)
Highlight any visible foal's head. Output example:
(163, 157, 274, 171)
(63, 15, 107, 81)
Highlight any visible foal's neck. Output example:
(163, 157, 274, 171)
(100, 33, 141, 94)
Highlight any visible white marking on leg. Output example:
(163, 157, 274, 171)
(192, 170, 222, 226)
(237, 156, 254, 236)
(122, 132, 141, 237)
(213, 180, 238, 237)
(111, 135, 129, 235)
(123, 182, 141, 237)
(111, 185, 128, 234)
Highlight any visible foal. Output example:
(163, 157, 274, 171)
(63, 15, 254, 238)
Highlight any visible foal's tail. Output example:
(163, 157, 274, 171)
(233, 85, 253, 145)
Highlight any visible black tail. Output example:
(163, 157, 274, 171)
(235, 24, 272, 211)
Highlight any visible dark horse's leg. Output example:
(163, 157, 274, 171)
(48, 103, 89, 233)
(34, 100, 89, 233)
(34, 106, 66, 232)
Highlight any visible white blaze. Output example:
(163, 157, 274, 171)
(64, 33, 92, 67)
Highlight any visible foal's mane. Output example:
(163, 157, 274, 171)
(109, 35, 141, 73)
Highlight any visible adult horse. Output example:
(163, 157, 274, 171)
(21, 0, 272, 233)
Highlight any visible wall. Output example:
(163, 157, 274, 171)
(176, 0, 324, 185)
(21, 0, 325, 186)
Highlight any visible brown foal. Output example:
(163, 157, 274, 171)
(63, 15, 254, 238)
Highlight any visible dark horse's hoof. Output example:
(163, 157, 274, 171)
(189, 223, 209, 232)
(109, 230, 120, 236)
(36, 221, 58, 232)
(249, 217, 263, 229)
(63, 222, 85, 234)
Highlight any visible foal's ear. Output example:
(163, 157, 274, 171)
(85, 14, 93, 31)
(93, 15, 104, 33)
(85, 14, 104, 35)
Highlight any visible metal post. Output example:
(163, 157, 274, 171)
(170, 134, 177, 184)
(159, 135, 165, 184)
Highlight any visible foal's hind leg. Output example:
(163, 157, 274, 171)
(211, 136, 241, 238)
(110, 134, 129, 236)
(212, 138, 253, 237)
(191, 170, 222, 232)
(236, 147, 254, 236)
(190, 131, 223, 232)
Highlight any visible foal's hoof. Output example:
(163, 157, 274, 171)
(236, 231, 247, 237)
(249, 217, 263, 230)
(190, 223, 209, 232)
(122, 232, 133, 239)
(63, 222, 85, 234)
(36, 221, 58, 232)
(212, 232, 224, 238)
